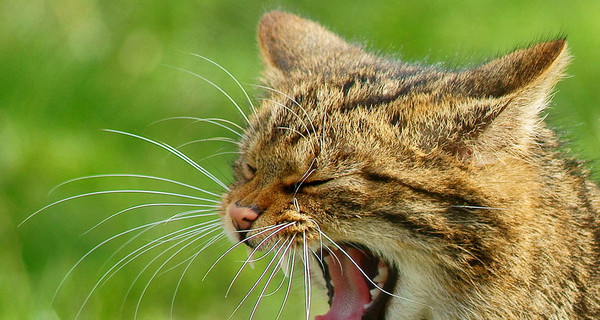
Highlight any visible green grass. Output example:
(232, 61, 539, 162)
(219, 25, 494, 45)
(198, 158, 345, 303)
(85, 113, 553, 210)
(2, 0, 600, 319)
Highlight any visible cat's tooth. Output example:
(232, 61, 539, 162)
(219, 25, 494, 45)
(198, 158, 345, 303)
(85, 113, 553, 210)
(373, 265, 388, 283)
(364, 301, 374, 310)
(246, 246, 255, 269)
(370, 288, 380, 300)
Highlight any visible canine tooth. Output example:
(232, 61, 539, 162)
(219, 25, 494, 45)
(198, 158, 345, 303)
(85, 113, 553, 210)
(373, 264, 389, 283)
(364, 301, 374, 310)
(370, 288, 380, 300)
(372, 274, 384, 283)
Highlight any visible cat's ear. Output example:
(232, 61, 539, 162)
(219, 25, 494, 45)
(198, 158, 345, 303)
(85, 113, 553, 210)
(258, 11, 364, 72)
(451, 39, 569, 98)
(439, 40, 570, 163)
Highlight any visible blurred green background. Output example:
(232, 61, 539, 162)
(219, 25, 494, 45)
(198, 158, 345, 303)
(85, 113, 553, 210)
(2, 0, 600, 319)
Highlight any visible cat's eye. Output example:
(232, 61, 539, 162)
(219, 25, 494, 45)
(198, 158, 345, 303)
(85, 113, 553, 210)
(243, 163, 257, 180)
(300, 177, 334, 188)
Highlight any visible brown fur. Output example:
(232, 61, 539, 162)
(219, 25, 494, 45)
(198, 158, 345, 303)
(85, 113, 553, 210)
(220, 11, 600, 319)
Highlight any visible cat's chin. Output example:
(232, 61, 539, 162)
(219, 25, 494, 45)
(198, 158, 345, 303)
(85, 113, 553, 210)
(316, 244, 398, 320)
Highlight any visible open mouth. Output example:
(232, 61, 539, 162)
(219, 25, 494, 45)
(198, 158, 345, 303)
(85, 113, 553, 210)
(315, 244, 398, 320)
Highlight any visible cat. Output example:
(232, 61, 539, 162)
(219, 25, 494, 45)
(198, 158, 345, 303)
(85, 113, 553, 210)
(33, 9, 600, 320)
(219, 10, 600, 320)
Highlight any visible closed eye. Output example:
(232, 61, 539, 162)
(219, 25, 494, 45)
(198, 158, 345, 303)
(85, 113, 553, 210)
(243, 163, 257, 180)
(289, 176, 340, 194)
(301, 177, 334, 187)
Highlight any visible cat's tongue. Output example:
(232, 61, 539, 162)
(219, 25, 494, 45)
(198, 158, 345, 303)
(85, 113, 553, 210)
(316, 248, 371, 320)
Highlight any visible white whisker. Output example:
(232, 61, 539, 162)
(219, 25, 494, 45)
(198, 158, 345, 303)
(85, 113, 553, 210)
(225, 223, 295, 296)
(102, 129, 229, 190)
(75, 219, 220, 319)
(104, 221, 222, 288)
(176, 137, 238, 149)
(47, 173, 221, 198)
(323, 246, 344, 275)
(160, 232, 225, 276)
(251, 84, 316, 135)
(152, 116, 244, 137)
(228, 223, 284, 234)
(228, 238, 288, 320)
(51, 217, 220, 302)
(277, 126, 308, 140)
(53, 220, 156, 304)
(308, 218, 324, 260)
(249, 237, 294, 320)
(276, 248, 295, 320)
(202, 223, 291, 281)
(164, 65, 253, 128)
(188, 53, 257, 117)
(241, 241, 283, 264)
(294, 159, 317, 196)
(225, 238, 284, 298)
(310, 248, 325, 272)
(450, 205, 506, 210)
(302, 231, 312, 320)
(263, 98, 312, 140)
(83, 203, 218, 235)
(166, 208, 219, 220)
(169, 233, 226, 319)
(119, 224, 222, 315)
(197, 150, 239, 163)
(22, 189, 218, 227)
(95, 214, 219, 281)
(133, 224, 222, 319)
(264, 236, 295, 297)
(131, 231, 209, 318)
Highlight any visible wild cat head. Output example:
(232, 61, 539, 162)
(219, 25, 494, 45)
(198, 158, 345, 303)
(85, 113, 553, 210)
(221, 11, 569, 320)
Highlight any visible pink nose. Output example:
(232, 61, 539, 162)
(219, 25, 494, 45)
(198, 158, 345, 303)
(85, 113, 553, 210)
(229, 203, 260, 231)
